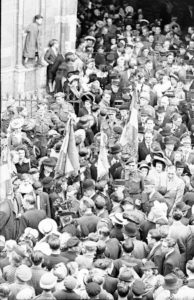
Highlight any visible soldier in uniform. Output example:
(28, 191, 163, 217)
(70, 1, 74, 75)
(123, 157, 144, 202)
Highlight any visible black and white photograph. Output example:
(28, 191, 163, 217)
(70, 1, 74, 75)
(1, 0, 194, 299)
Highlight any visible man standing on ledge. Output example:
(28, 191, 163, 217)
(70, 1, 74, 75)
(23, 14, 43, 67)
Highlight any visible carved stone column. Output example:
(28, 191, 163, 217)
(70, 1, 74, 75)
(60, 0, 78, 53)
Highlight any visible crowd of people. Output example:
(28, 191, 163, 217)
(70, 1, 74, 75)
(1, 0, 194, 299)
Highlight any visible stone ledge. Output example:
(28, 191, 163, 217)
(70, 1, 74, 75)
(1, 65, 47, 96)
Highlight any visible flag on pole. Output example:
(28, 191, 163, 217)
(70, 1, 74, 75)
(119, 90, 138, 156)
(97, 131, 110, 180)
(55, 119, 80, 178)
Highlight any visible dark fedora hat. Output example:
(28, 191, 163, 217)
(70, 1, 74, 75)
(163, 273, 182, 291)
(109, 144, 122, 155)
(42, 157, 57, 167)
(41, 176, 53, 189)
(124, 222, 138, 237)
(132, 280, 146, 296)
(160, 126, 172, 137)
(156, 106, 165, 114)
(78, 115, 90, 125)
(175, 161, 185, 169)
(106, 53, 115, 62)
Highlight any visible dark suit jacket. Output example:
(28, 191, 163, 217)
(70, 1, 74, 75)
(30, 266, 48, 295)
(0, 200, 18, 240)
(103, 275, 118, 295)
(18, 209, 46, 237)
(114, 256, 144, 277)
(140, 220, 156, 242)
(54, 290, 80, 300)
(163, 149, 175, 163)
(147, 243, 163, 274)
(138, 140, 151, 162)
(141, 191, 164, 214)
(162, 249, 182, 276)
(120, 70, 131, 89)
(173, 124, 187, 139)
(77, 214, 100, 237)
(78, 107, 88, 117)
(105, 238, 122, 260)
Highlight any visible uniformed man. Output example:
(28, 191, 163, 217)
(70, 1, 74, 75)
(124, 157, 144, 201)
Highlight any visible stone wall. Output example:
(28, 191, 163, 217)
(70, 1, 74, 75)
(1, 0, 78, 97)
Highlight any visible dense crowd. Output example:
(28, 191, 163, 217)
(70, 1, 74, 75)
(1, 0, 194, 299)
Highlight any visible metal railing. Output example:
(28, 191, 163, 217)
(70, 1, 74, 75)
(1, 91, 81, 118)
(1, 91, 47, 117)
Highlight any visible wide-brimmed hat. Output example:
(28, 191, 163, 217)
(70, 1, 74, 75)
(110, 213, 128, 225)
(84, 35, 96, 42)
(68, 74, 80, 83)
(170, 72, 179, 82)
(163, 273, 182, 291)
(38, 218, 58, 235)
(152, 156, 166, 167)
(40, 273, 57, 290)
(138, 160, 150, 170)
